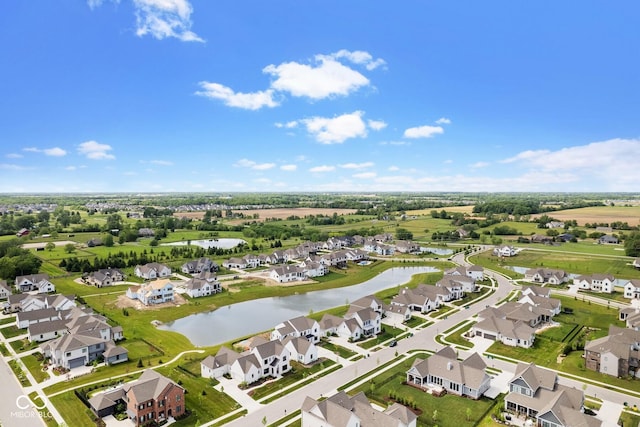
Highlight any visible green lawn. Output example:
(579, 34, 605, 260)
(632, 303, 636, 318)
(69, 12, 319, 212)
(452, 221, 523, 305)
(50, 392, 98, 427)
(470, 248, 640, 280)
(348, 354, 497, 427)
(10, 337, 40, 353)
(155, 363, 241, 426)
(404, 316, 429, 328)
(1, 324, 25, 339)
(249, 359, 336, 401)
(619, 409, 640, 427)
(0, 316, 16, 325)
(21, 353, 50, 383)
(317, 339, 357, 359)
(8, 359, 31, 387)
(358, 325, 405, 349)
(0, 342, 8, 356)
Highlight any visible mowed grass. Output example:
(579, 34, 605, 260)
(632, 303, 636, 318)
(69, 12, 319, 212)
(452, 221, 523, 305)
(50, 391, 98, 427)
(470, 249, 640, 280)
(21, 353, 50, 383)
(348, 354, 496, 427)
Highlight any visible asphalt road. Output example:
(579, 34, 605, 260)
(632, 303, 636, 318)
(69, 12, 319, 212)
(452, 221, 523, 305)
(0, 357, 45, 427)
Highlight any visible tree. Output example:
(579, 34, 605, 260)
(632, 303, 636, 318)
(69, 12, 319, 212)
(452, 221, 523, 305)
(104, 234, 114, 247)
(625, 231, 640, 257)
(45, 242, 55, 252)
(64, 243, 76, 254)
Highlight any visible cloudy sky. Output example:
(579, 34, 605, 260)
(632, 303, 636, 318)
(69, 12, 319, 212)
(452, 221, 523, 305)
(1, 1, 639, 193)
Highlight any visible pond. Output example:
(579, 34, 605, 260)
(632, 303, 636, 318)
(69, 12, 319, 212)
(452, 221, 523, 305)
(158, 266, 439, 347)
(420, 247, 454, 255)
(161, 238, 247, 250)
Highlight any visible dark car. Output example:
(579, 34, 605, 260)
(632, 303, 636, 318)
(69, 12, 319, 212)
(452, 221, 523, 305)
(389, 340, 398, 347)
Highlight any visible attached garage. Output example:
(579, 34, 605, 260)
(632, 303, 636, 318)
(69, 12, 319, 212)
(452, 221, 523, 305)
(482, 333, 497, 340)
(68, 357, 86, 369)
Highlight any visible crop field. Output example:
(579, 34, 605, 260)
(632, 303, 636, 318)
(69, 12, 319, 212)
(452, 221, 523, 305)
(406, 205, 475, 215)
(175, 207, 358, 221)
(535, 205, 640, 226)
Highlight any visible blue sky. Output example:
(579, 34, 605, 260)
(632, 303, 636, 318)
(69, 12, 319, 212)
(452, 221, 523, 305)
(1, 1, 639, 193)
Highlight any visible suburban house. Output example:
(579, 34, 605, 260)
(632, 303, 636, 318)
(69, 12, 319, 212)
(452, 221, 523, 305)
(445, 265, 484, 281)
(183, 277, 221, 298)
(437, 274, 475, 295)
(546, 221, 565, 229)
(336, 318, 364, 341)
(584, 325, 640, 378)
(133, 262, 171, 280)
(28, 319, 69, 343)
(126, 279, 175, 305)
(269, 265, 306, 283)
(223, 257, 248, 269)
(383, 303, 412, 325)
(5, 293, 77, 314)
(517, 295, 562, 320)
(88, 369, 185, 426)
(344, 249, 369, 262)
(40, 312, 127, 369)
(271, 316, 321, 343)
(344, 306, 382, 337)
(15, 273, 55, 293)
(395, 240, 420, 253)
(283, 336, 318, 365)
(531, 234, 554, 244)
(623, 279, 640, 300)
(181, 257, 217, 274)
(573, 274, 615, 293)
(505, 362, 600, 427)
(598, 235, 619, 244)
(137, 228, 155, 237)
(0, 280, 12, 299)
(521, 285, 551, 299)
(301, 391, 417, 427)
(318, 314, 344, 337)
(87, 268, 126, 287)
(363, 239, 395, 255)
(406, 346, 491, 399)
(243, 254, 260, 268)
(200, 337, 290, 385)
(472, 315, 536, 348)
(298, 260, 328, 278)
(619, 307, 640, 329)
(524, 268, 569, 285)
(493, 245, 517, 257)
(17, 307, 59, 329)
(391, 285, 442, 313)
(350, 295, 384, 313)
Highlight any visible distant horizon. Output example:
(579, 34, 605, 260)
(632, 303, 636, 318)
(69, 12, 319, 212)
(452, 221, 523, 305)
(2, 2, 639, 192)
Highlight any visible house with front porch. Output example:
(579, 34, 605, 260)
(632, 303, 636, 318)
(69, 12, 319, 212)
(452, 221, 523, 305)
(183, 277, 221, 298)
(0, 280, 11, 299)
(524, 268, 569, 285)
(505, 362, 599, 427)
(15, 274, 55, 294)
(493, 245, 517, 257)
(223, 257, 248, 269)
(269, 265, 306, 283)
(624, 279, 640, 300)
(318, 314, 344, 337)
(445, 265, 484, 282)
(395, 240, 419, 253)
(134, 262, 171, 280)
(573, 273, 615, 293)
(344, 306, 381, 337)
(181, 257, 217, 274)
(283, 336, 318, 365)
(271, 316, 320, 343)
(406, 346, 491, 399)
(584, 325, 640, 378)
(126, 279, 174, 305)
(88, 268, 126, 287)
(200, 347, 239, 379)
(383, 303, 412, 325)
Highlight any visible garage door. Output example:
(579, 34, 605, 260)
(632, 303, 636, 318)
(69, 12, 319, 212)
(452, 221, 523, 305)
(68, 357, 85, 369)
(483, 333, 497, 340)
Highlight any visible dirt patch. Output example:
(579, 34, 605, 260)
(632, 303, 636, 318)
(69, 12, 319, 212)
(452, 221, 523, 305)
(21, 240, 77, 249)
(532, 206, 640, 226)
(115, 293, 188, 310)
(174, 207, 357, 222)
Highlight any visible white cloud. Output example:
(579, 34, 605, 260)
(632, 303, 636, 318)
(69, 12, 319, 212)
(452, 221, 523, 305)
(340, 162, 374, 169)
(443, 159, 453, 164)
(44, 147, 67, 156)
(388, 165, 399, 171)
(234, 158, 275, 170)
(435, 117, 452, 125)
(6, 153, 23, 158)
(149, 160, 174, 166)
(280, 164, 297, 171)
(133, 0, 203, 42)
(253, 178, 271, 184)
(353, 172, 377, 179)
(470, 161, 490, 168)
(403, 125, 444, 139)
(500, 149, 551, 164)
(196, 82, 278, 110)
(263, 52, 371, 100)
(0, 164, 29, 170)
(327, 49, 386, 70)
(368, 120, 387, 131)
(301, 111, 368, 144)
(78, 141, 115, 160)
(275, 121, 298, 129)
(64, 166, 77, 171)
(309, 165, 336, 173)
(22, 147, 66, 156)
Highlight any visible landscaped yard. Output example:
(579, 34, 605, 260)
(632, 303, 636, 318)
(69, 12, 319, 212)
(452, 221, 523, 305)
(318, 339, 357, 359)
(619, 409, 640, 427)
(1, 324, 25, 339)
(358, 325, 405, 349)
(249, 359, 336, 401)
(21, 353, 50, 383)
(347, 354, 497, 427)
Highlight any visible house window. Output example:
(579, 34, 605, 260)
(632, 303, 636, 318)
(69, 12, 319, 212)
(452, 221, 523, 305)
(176, 395, 181, 401)
(139, 404, 144, 410)
(282, 356, 286, 361)
(148, 401, 152, 407)
(176, 405, 181, 413)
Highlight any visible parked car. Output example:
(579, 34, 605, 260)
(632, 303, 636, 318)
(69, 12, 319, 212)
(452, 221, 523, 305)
(389, 340, 398, 347)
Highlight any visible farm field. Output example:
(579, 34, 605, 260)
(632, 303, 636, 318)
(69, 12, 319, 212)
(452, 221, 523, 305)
(175, 207, 358, 221)
(534, 205, 640, 226)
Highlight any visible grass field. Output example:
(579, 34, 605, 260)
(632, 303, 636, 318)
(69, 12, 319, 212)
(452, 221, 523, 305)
(21, 353, 50, 383)
(348, 353, 497, 427)
(470, 249, 640, 280)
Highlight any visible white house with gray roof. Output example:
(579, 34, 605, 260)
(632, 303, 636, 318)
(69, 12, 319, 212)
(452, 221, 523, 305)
(573, 273, 615, 293)
(15, 273, 55, 293)
(0, 280, 12, 299)
(406, 346, 491, 399)
(283, 336, 318, 365)
(133, 262, 171, 280)
(271, 316, 320, 343)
